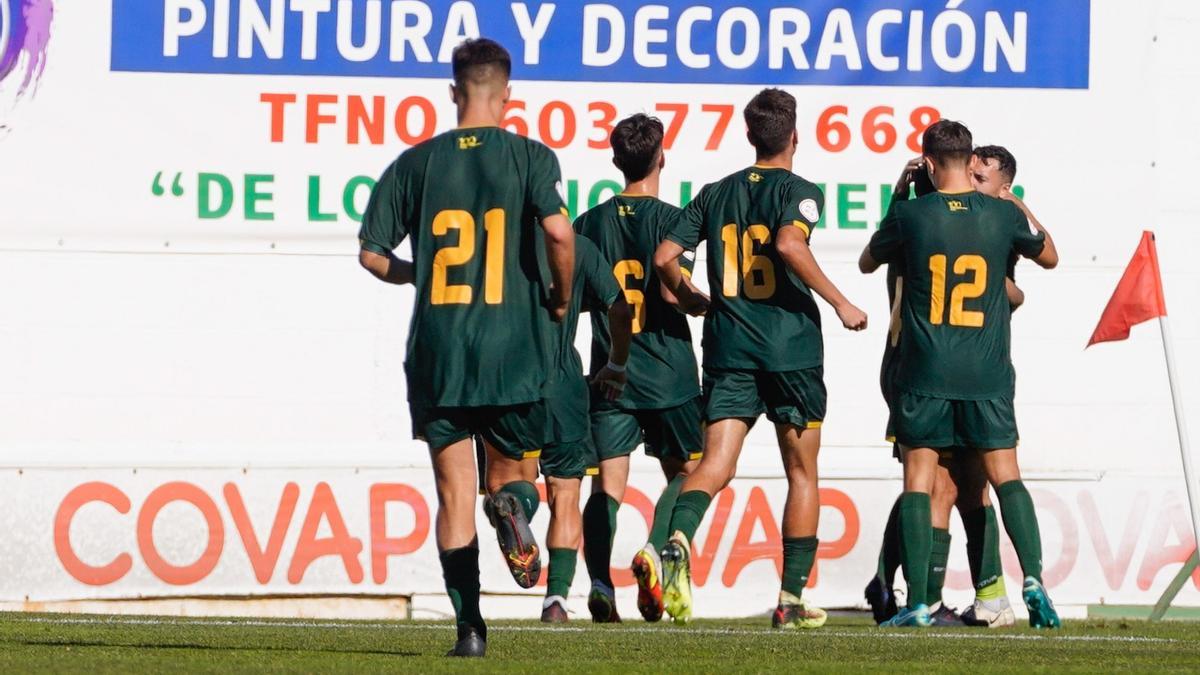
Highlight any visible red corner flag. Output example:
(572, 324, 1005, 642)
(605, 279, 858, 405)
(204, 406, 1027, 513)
(1087, 231, 1168, 347)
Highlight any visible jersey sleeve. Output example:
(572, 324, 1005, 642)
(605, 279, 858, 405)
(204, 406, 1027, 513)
(868, 203, 904, 264)
(358, 160, 408, 254)
(527, 141, 568, 221)
(579, 237, 621, 310)
(665, 188, 705, 250)
(780, 180, 824, 241)
(1008, 202, 1046, 259)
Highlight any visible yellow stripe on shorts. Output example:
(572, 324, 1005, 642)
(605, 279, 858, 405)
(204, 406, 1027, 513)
(805, 421, 823, 430)
(688, 451, 703, 461)
(523, 449, 542, 459)
(585, 467, 600, 476)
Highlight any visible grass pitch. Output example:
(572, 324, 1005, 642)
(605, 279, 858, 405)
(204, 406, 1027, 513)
(1, 612, 1197, 673)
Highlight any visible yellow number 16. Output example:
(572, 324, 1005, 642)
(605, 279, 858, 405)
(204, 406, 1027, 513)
(928, 254, 986, 327)
(720, 223, 775, 300)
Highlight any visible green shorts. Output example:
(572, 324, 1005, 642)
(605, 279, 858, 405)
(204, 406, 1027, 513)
(703, 366, 826, 429)
(590, 395, 704, 463)
(893, 390, 1018, 450)
(540, 435, 593, 479)
(410, 399, 549, 460)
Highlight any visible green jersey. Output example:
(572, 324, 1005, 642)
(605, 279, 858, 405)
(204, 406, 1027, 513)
(576, 195, 700, 408)
(868, 191, 1045, 400)
(545, 235, 622, 445)
(358, 127, 567, 408)
(553, 235, 622, 385)
(667, 166, 825, 372)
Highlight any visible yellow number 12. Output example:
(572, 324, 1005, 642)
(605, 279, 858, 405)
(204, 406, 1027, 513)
(928, 254, 986, 327)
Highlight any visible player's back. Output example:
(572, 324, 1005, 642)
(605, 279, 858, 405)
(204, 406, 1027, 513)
(577, 195, 699, 408)
(388, 127, 564, 408)
(889, 191, 1031, 400)
(681, 167, 824, 372)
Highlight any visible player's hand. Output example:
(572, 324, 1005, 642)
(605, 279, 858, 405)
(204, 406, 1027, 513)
(836, 303, 868, 331)
(894, 156, 924, 196)
(591, 366, 627, 401)
(677, 285, 711, 316)
(998, 186, 1024, 207)
(548, 288, 569, 322)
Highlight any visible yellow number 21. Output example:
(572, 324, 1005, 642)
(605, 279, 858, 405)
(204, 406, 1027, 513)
(928, 254, 986, 327)
(431, 209, 505, 305)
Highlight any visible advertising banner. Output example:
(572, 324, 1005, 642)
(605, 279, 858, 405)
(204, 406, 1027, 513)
(2, 1, 1199, 614)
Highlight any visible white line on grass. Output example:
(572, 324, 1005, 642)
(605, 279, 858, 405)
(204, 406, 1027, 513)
(14, 616, 1181, 644)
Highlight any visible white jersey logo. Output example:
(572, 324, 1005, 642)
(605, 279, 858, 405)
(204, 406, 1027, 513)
(799, 198, 820, 223)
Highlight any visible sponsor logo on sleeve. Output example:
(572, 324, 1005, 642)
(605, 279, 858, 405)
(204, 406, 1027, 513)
(799, 198, 820, 223)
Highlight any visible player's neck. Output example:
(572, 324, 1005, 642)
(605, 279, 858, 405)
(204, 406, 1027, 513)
(934, 167, 975, 194)
(622, 173, 660, 198)
(456, 102, 503, 130)
(753, 153, 793, 172)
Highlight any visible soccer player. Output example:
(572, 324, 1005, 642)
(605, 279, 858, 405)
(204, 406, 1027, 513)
(865, 152, 1029, 627)
(575, 114, 707, 623)
(859, 120, 1060, 628)
(538, 235, 633, 623)
(653, 88, 869, 627)
(357, 38, 575, 657)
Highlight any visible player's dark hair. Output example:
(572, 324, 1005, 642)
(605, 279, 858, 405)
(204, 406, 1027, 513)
(974, 145, 1018, 182)
(611, 114, 664, 183)
(451, 38, 512, 88)
(922, 120, 973, 167)
(744, 88, 796, 158)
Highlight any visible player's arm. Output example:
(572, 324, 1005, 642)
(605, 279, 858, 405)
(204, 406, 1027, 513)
(593, 296, 633, 401)
(358, 249, 414, 285)
(542, 212, 575, 322)
(892, 156, 924, 200)
(654, 198, 710, 315)
(357, 161, 413, 284)
(777, 226, 867, 331)
(581, 240, 632, 400)
(858, 246, 884, 274)
(860, 203, 902, 274)
(1006, 278, 1026, 310)
(1002, 188, 1058, 269)
(653, 240, 709, 316)
(658, 249, 703, 309)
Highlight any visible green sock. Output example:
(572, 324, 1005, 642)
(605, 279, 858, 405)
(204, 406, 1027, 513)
(649, 474, 685, 551)
(963, 505, 1005, 595)
(497, 480, 539, 521)
(440, 546, 486, 640)
(898, 492, 932, 608)
(928, 528, 951, 604)
(996, 480, 1043, 582)
(781, 536, 818, 599)
(668, 490, 713, 544)
(877, 496, 902, 587)
(546, 547, 577, 599)
(582, 492, 619, 587)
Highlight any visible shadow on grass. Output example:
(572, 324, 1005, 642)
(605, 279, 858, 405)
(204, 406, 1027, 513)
(9, 639, 420, 658)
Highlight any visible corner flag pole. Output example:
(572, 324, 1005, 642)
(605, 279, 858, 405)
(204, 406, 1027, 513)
(1089, 232, 1200, 619)
(1150, 315, 1200, 620)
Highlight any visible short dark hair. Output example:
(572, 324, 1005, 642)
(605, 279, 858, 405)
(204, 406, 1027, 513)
(611, 114, 664, 183)
(974, 145, 1018, 182)
(922, 120, 973, 167)
(451, 38, 511, 87)
(744, 88, 796, 157)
